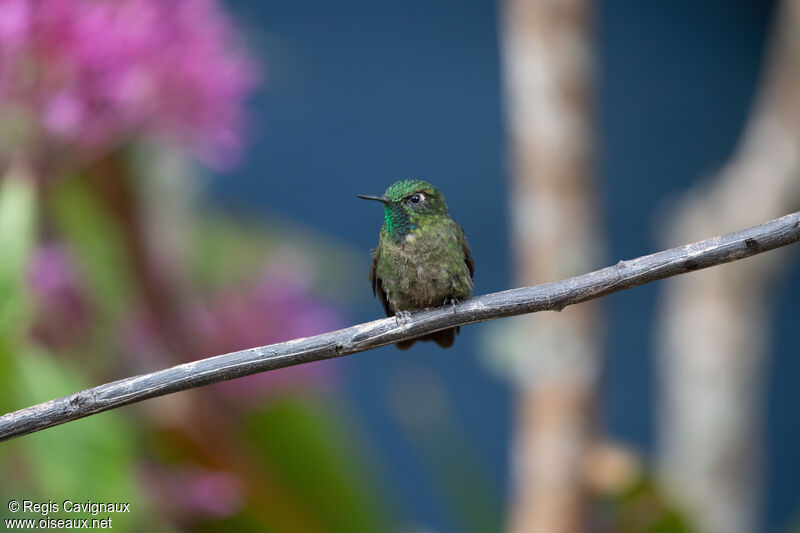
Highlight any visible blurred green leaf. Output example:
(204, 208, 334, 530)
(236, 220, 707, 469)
(0, 164, 36, 337)
(50, 176, 133, 324)
(596, 476, 692, 533)
(0, 164, 36, 411)
(188, 215, 275, 291)
(387, 367, 502, 533)
(12, 347, 151, 532)
(788, 512, 800, 533)
(243, 396, 395, 533)
(186, 212, 361, 303)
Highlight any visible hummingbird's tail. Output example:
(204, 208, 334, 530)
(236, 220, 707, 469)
(395, 327, 459, 350)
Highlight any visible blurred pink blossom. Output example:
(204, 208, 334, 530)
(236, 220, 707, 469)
(141, 463, 244, 521)
(199, 268, 341, 402)
(125, 263, 340, 402)
(0, 0, 259, 168)
(27, 243, 91, 350)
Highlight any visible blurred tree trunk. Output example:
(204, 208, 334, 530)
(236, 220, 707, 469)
(656, 1, 800, 532)
(499, 0, 603, 531)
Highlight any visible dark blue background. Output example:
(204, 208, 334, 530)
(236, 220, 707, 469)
(215, 0, 799, 530)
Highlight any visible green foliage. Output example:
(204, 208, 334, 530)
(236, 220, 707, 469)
(0, 167, 147, 531)
(0, 167, 36, 416)
(386, 368, 502, 533)
(49, 176, 134, 322)
(0, 167, 36, 339)
(0, 148, 396, 532)
(596, 475, 692, 533)
(243, 395, 395, 533)
(186, 211, 360, 302)
(13, 349, 146, 532)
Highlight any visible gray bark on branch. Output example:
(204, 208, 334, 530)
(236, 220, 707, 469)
(1, 211, 799, 442)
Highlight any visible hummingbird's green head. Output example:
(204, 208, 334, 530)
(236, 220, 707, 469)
(358, 179, 449, 242)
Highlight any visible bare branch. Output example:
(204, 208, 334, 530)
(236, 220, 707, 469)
(1, 212, 799, 442)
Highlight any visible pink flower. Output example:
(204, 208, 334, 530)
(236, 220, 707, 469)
(124, 263, 340, 403)
(141, 463, 244, 521)
(193, 268, 341, 402)
(27, 243, 90, 350)
(0, 0, 30, 46)
(0, 0, 259, 168)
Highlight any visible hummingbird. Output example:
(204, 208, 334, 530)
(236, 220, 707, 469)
(358, 179, 474, 349)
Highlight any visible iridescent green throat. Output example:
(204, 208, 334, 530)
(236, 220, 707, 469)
(383, 203, 415, 243)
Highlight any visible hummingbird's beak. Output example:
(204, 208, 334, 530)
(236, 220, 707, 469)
(356, 194, 390, 204)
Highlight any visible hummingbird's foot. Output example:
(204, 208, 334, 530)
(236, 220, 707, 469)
(394, 310, 413, 325)
(444, 297, 459, 313)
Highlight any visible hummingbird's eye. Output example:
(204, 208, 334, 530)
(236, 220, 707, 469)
(408, 193, 423, 205)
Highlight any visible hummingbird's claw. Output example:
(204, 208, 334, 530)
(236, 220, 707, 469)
(445, 297, 459, 313)
(394, 310, 412, 325)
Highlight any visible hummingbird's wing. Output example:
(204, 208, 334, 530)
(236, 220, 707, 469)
(459, 225, 475, 279)
(369, 250, 393, 317)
